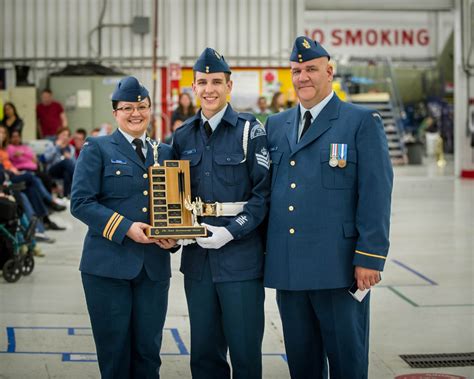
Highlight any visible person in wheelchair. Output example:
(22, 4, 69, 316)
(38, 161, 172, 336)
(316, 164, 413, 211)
(0, 125, 66, 232)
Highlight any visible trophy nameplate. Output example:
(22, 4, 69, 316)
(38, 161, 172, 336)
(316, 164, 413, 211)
(146, 160, 207, 239)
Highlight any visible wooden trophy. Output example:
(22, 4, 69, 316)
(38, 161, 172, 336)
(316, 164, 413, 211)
(145, 139, 207, 239)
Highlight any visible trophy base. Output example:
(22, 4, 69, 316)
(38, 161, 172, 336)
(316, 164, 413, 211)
(147, 226, 207, 239)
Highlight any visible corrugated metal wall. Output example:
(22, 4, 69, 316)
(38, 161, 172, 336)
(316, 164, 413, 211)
(1, 0, 166, 86)
(178, 0, 297, 67)
(0, 0, 299, 87)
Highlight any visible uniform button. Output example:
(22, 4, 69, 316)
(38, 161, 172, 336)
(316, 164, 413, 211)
(290, 160, 296, 166)
(116, 170, 121, 175)
(143, 190, 148, 196)
(143, 173, 148, 179)
(288, 205, 294, 211)
(290, 183, 296, 189)
(205, 172, 210, 176)
(142, 207, 147, 213)
(205, 146, 211, 150)
(289, 228, 295, 234)
(226, 157, 231, 161)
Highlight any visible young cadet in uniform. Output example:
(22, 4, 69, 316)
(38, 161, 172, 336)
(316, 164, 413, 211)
(264, 37, 393, 378)
(71, 76, 176, 379)
(172, 48, 270, 379)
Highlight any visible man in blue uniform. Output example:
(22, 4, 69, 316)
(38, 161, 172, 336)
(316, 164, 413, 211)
(172, 48, 270, 379)
(71, 76, 175, 379)
(264, 37, 393, 378)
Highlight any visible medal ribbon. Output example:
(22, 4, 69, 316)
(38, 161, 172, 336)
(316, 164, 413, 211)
(331, 143, 337, 159)
(338, 144, 347, 161)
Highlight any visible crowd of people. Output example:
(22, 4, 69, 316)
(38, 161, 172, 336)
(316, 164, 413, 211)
(0, 90, 98, 256)
(164, 89, 293, 143)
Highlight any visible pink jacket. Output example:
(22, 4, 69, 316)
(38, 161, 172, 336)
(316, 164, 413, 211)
(7, 144, 38, 171)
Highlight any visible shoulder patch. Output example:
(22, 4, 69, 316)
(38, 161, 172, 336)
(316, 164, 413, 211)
(372, 112, 383, 121)
(250, 122, 266, 139)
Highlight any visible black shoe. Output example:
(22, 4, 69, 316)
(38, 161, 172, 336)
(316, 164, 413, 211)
(44, 220, 66, 231)
(49, 202, 67, 212)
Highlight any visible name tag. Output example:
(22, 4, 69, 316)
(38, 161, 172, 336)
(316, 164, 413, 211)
(111, 159, 127, 164)
(182, 149, 197, 156)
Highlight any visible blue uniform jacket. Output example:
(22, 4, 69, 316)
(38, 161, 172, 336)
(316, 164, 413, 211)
(71, 130, 174, 281)
(264, 95, 393, 290)
(172, 105, 270, 283)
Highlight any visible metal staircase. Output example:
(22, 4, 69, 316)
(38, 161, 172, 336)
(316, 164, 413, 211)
(350, 93, 406, 165)
(337, 57, 408, 165)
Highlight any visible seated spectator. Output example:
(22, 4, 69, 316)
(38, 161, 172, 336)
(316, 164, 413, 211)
(0, 125, 66, 231)
(90, 127, 101, 137)
(254, 96, 271, 124)
(6, 130, 56, 194)
(43, 127, 76, 198)
(7, 130, 38, 172)
(270, 91, 286, 113)
(1, 102, 24, 137)
(171, 92, 196, 124)
(98, 122, 113, 136)
(70, 128, 87, 158)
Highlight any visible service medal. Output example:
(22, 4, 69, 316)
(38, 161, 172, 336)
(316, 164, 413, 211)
(329, 143, 339, 167)
(338, 143, 348, 168)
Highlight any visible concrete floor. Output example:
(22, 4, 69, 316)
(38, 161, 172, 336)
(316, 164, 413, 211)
(1, 157, 473, 379)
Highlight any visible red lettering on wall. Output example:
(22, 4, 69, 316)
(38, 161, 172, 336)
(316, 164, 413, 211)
(332, 29, 342, 46)
(366, 29, 377, 45)
(417, 29, 430, 46)
(306, 29, 325, 44)
(401, 30, 414, 45)
(309, 28, 431, 48)
(380, 30, 391, 45)
(345, 29, 363, 45)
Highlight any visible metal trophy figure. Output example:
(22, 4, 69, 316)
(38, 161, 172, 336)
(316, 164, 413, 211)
(147, 137, 160, 167)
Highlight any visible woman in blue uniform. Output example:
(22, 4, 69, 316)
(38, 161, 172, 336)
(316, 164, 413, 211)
(71, 76, 175, 379)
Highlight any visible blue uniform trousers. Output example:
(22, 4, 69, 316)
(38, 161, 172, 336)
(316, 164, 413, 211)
(184, 257, 265, 379)
(82, 267, 169, 379)
(277, 288, 370, 379)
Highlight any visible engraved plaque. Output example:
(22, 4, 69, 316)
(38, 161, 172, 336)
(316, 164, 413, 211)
(146, 160, 207, 239)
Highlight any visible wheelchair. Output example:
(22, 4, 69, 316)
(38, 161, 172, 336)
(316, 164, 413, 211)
(0, 187, 37, 283)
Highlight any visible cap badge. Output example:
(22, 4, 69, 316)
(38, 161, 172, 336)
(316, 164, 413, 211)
(214, 50, 221, 59)
(302, 39, 311, 49)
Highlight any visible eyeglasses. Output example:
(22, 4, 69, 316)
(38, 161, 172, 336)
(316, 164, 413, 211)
(115, 105, 151, 114)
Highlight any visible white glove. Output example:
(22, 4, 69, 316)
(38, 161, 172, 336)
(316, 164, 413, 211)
(195, 223, 234, 249)
(177, 239, 196, 246)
